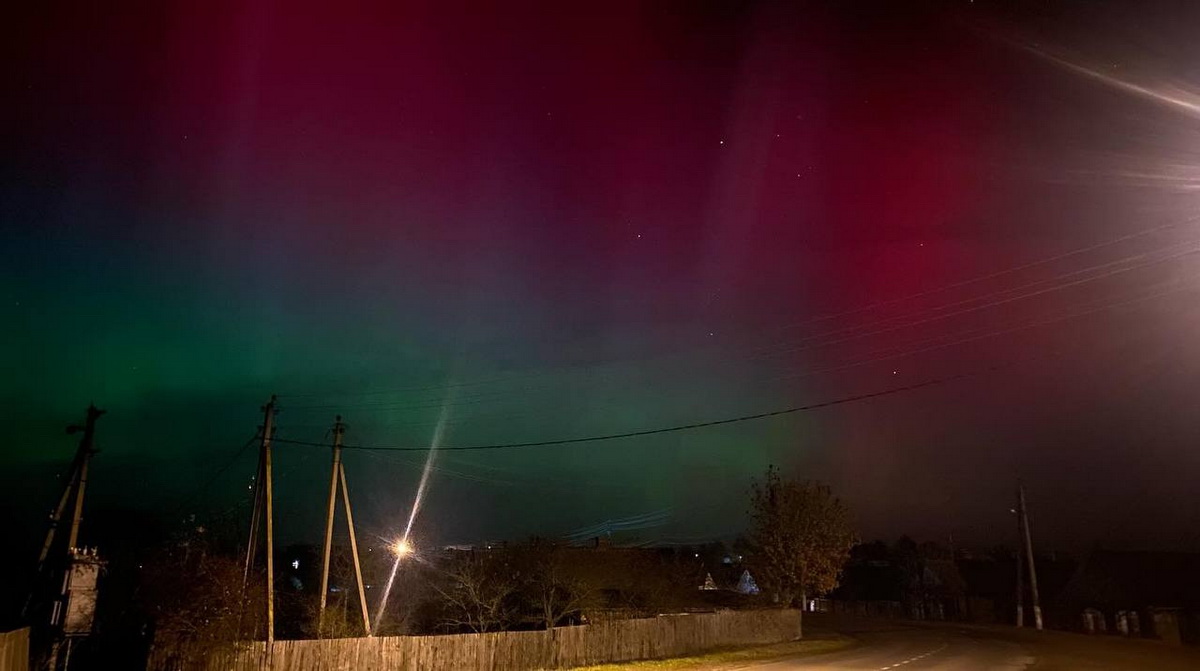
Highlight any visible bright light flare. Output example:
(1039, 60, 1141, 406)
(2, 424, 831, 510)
(371, 396, 452, 635)
(1011, 39, 1200, 195)
(1018, 42, 1200, 120)
(392, 539, 413, 557)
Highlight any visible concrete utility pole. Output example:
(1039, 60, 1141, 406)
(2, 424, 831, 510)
(318, 417, 343, 630)
(243, 448, 264, 587)
(261, 396, 276, 646)
(339, 456, 371, 635)
(1015, 531, 1024, 628)
(244, 397, 277, 647)
(1018, 481, 1043, 630)
(317, 417, 371, 636)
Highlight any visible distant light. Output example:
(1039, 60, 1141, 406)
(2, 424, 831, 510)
(291, 559, 300, 570)
(393, 539, 413, 557)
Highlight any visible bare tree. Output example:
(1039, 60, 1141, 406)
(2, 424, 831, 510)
(516, 542, 596, 629)
(372, 558, 434, 636)
(138, 530, 262, 662)
(431, 550, 519, 633)
(747, 465, 856, 607)
(305, 550, 369, 639)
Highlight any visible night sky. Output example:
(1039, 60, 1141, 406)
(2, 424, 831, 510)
(4, 0, 1200, 556)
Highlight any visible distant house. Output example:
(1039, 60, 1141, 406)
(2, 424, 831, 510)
(696, 566, 759, 596)
(735, 569, 760, 595)
(1058, 550, 1200, 645)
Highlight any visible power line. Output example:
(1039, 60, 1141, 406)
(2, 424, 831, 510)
(168, 434, 260, 518)
(281, 237, 1200, 416)
(754, 243, 1200, 360)
(277, 214, 1198, 403)
(772, 271, 1196, 383)
(272, 263, 1197, 439)
(269, 369, 986, 453)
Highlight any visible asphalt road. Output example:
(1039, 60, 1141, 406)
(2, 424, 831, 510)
(755, 623, 1030, 670)
(745, 615, 1200, 670)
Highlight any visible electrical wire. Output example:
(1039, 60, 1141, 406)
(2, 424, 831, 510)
(771, 270, 1196, 382)
(280, 236, 1200, 416)
(269, 368, 986, 453)
(277, 214, 1199, 403)
(168, 434, 260, 518)
(272, 260, 1199, 438)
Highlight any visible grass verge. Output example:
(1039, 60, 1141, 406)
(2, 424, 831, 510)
(568, 635, 855, 670)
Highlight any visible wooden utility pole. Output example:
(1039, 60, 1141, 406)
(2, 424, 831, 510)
(244, 397, 277, 646)
(317, 417, 371, 636)
(22, 404, 106, 671)
(35, 405, 104, 569)
(26, 405, 104, 625)
(65, 405, 103, 553)
(1018, 481, 1043, 630)
(35, 471, 78, 570)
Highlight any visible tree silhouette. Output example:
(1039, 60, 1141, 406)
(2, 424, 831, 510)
(747, 465, 856, 607)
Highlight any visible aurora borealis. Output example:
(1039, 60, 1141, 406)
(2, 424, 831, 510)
(5, 0, 1200, 559)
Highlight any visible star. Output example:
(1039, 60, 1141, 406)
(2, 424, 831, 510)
(719, 139, 725, 145)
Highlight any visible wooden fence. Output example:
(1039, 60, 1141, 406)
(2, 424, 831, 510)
(149, 609, 802, 671)
(0, 628, 29, 671)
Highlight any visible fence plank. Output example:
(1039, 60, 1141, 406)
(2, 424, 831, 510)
(0, 629, 29, 671)
(147, 609, 802, 671)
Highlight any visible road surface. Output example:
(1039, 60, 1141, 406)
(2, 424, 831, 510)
(757, 622, 1029, 670)
(741, 615, 1200, 670)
